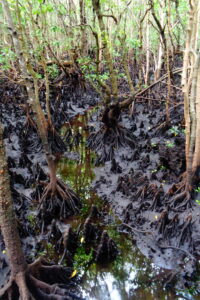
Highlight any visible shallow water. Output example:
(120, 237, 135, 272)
(57, 113, 200, 300)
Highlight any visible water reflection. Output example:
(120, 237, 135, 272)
(57, 112, 199, 300)
(80, 236, 177, 300)
(59, 113, 96, 200)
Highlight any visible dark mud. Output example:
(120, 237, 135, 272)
(0, 77, 100, 297)
(87, 78, 200, 294)
(0, 73, 200, 299)
(58, 109, 200, 299)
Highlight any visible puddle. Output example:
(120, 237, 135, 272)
(80, 237, 189, 300)
(57, 113, 199, 300)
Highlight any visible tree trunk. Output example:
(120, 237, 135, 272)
(145, 17, 150, 86)
(0, 125, 30, 299)
(182, 0, 200, 187)
(192, 54, 200, 170)
(79, 0, 88, 56)
(152, 0, 165, 81)
(0, 125, 79, 299)
(92, 0, 118, 100)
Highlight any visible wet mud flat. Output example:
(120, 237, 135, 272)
(0, 76, 200, 299)
(88, 101, 200, 297)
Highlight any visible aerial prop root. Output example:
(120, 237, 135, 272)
(39, 177, 80, 216)
(166, 174, 192, 210)
(0, 258, 84, 300)
(87, 124, 135, 153)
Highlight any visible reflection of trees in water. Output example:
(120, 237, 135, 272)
(58, 113, 197, 300)
(81, 237, 179, 300)
(58, 113, 95, 200)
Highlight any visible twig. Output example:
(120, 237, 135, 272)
(148, 102, 183, 131)
(121, 223, 153, 235)
(119, 68, 182, 109)
(159, 245, 196, 260)
(160, 80, 182, 91)
(135, 96, 165, 101)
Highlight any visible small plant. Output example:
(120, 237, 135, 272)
(195, 186, 200, 193)
(165, 140, 175, 148)
(151, 169, 157, 173)
(99, 72, 109, 81)
(160, 165, 166, 171)
(0, 47, 16, 70)
(37, 250, 46, 257)
(41, 242, 55, 260)
(118, 72, 127, 79)
(182, 128, 186, 135)
(74, 247, 93, 271)
(195, 199, 200, 205)
(27, 213, 36, 226)
(47, 64, 59, 79)
(169, 126, 180, 136)
(151, 142, 157, 148)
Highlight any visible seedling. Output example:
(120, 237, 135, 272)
(27, 213, 36, 226)
(195, 187, 200, 193)
(169, 126, 180, 136)
(195, 199, 200, 205)
(47, 64, 59, 79)
(151, 142, 157, 148)
(160, 165, 166, 171)
(166, 141, 175, 148)
(182, 129, 186, 135)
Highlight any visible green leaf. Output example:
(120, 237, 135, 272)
(33, 9, 40, 15)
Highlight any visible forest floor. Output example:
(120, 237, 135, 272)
(0, 71, 200, 299)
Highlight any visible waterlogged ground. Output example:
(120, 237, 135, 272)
(80, 238, 197, 300)
(1, 77, 200, 299)
(57, 113, 200, 300)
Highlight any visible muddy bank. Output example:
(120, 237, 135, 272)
(0, 72, 200, 299)
(0, 77, 100, 298)
(87, 78, 200, 293)
(58, 108, 200, 299)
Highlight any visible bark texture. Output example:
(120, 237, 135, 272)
(0, 125, 30, 299)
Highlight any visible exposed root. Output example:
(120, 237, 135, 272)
(88, 124, 135, 163)
(135, 183, 162, 210)
(47, 127, 66, 155)
(0, 258, 83, 300)
(121, 223, 153, 236)
(95, 230, 118, 264)
(83, 205, 100, 243)
(39, 178, 80, 223)
(178, 214, 193, 247)
(49, 222, 78, 265)
(173, 190, 191, 210)
(159, 244, 195, 261)
(87, 103, 135, 163)
(20, 104, 36, 130)
(159, 213, 179, 240)
(163, 271, 178, 288)
(166, 178, 192, 210)
(25, 113, 37, 130)
(0, 275, 13, 298)
(156, 209, 170, 235)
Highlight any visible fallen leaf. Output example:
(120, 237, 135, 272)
(70, 269, 77, 278)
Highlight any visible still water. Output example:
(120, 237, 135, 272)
(57, 114, 199, 300)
